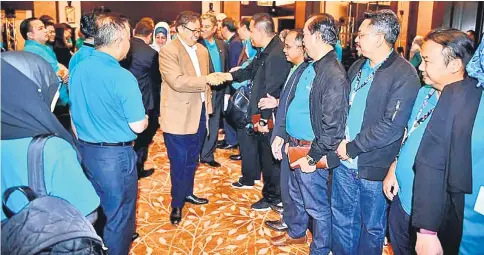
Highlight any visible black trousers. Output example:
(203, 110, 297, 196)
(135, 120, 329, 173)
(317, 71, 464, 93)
(200, 91, 223, 162)
(237, 128, 281, 203)
(134, 109, 159, 172)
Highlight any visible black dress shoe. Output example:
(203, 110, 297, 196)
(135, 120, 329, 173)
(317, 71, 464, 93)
(219, 144, 239, 150)
(270, 203, 284, 215)
(185, 194, 209, 205)
(170, 208, 182, 225)
(200, 160, 221, 167)
(132, 232, 139, 241)
(138, 168, 155, 179)
(216, 140, 228, 149)
(229, 154, 242, 160)
(265, 220, 288, 232)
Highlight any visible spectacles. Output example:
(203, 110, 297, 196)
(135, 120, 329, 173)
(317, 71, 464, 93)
(182, 24, 201, 35)
(357, 32, 382, 40)
(284, 44, 303, 50)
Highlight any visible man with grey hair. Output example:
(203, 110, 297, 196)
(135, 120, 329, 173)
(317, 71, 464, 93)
(70, 13, 148, 254)
(332, 9, 420, 254)
(270, 15, 349, 253)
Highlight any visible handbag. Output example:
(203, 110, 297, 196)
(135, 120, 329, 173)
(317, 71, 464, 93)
(287, 139, 328, 169)
(225, 83, 252, 128)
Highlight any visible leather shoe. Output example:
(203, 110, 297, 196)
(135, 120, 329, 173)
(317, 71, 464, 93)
(229, 154, 242, 160)
(170, 208, 182, 225)
(185, 194, 209, 205)
(138, 168, 155, 179)
(200, 160, 221, 167)
(132, 232, 139, 241)
(271, 233, 307, 246)
(265, 220, 288, 232)
(219, 143, 238, 150)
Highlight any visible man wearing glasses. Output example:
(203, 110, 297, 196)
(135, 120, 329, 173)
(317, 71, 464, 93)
(158, 11, 224, 225)
(332, 10, 420, 254)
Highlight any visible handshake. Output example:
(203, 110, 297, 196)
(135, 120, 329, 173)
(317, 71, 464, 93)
(206, 72, 233, 86)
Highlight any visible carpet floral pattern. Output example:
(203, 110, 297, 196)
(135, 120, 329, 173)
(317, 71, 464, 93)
(130, 131, 394, 255)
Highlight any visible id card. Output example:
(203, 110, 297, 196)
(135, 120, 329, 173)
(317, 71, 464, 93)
(474, 186, 484, 216)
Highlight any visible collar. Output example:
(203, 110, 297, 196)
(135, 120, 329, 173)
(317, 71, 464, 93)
(259, 35, 279, 56)
(92, 50, 120, 66)
(83, 42, 95, 48)
(178, 36, 197, 51)
(226, 33, 236, 43)
(25, 40, 48, 48)
(204, 37, 217, 46)
(313, 50, 337, 69)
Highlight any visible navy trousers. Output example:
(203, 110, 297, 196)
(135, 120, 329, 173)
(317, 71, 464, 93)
(280, 151, 310, 238)
(164, 105, 206, 208)
(78, 141, 138, 255)
(388, 195, 416, 255)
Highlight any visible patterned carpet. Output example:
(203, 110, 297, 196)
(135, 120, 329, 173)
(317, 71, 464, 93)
(130, 130, 394, 255)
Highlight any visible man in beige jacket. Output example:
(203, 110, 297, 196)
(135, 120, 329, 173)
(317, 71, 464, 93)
(159, 11, 222, 225)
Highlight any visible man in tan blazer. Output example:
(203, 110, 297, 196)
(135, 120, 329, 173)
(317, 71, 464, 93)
(159, 11, 222, 225)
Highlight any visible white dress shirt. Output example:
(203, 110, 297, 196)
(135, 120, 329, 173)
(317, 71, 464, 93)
(178, 36, 205, 102)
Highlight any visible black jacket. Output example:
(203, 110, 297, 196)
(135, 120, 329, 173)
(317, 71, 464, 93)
(197, 38, 229, 105)
(231, 36, 291, 119)
(345, 51, 421, 181)
(120, 37, 161, 114)
(308, 51, 350, 167)
(412, 77, 482, 235)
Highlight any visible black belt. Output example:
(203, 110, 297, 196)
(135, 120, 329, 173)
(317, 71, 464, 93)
(79, 139, 134, 147)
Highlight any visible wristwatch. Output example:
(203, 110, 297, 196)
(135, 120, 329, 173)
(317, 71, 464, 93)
(259, 119, 268, 127)
(306, 155, 317, 166)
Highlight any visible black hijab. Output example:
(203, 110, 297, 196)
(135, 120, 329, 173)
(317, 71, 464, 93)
(1, 51, 76, 149)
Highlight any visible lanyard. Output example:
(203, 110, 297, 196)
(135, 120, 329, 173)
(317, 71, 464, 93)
(349, 55, 391, 106)
(401, 89, 436, 146)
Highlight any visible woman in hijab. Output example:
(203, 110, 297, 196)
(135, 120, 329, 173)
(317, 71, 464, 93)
(150, 21, 171, 52)
(1, 51, 99, 221)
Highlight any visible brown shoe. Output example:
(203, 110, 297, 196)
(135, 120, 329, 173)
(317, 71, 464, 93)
(270, 233, 307, 246)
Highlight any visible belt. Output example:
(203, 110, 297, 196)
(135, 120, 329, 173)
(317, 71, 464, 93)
(79, 139, 134, 147)
(289, 137, 312, 146)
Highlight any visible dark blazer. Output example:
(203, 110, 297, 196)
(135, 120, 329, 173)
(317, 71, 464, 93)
(226, 33, 243, 69)
(198, 38, 229, 106)
(120, 37, 161, 114)
(345, 51, 421, 181)
(412, 77, 482, 236)
(231, 36, 292, 120)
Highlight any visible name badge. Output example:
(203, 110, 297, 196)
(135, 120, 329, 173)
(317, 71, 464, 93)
(474, 186, 484, 216)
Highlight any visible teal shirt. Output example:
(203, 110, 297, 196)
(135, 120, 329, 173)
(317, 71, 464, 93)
(460, 92, 484, 255)
(23, 40, 59, 72)
(335, 41, 343, 62)
(204, 38, 222, 72)
(343, 59, 375, 169)
(69, 45, 95, 72)
(244, 40, 257, 59)
(1, 137, 100, 220)
(286, 63, 316, 141)
(395, 86, 438, 214)
(69, 50, 145, 143)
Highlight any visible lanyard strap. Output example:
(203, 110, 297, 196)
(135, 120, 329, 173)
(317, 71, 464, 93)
(401, 89, 436, 146)
(349, 55, 390, 106)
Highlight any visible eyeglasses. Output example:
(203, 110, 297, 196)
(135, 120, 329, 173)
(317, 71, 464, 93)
(182, 24, 201, 35)
(357, 32, 382, 40)
(284, 44, 303, 50)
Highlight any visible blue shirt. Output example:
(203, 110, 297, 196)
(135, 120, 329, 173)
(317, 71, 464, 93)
(204, 38, 222, 73)
(23, 40, 59, 72)
(69, 50, 145, 143)
(335, 41, 343, 62)
(1, 137, 100, 220)
(395, 86, 438, 215)
(343, 59, 375, 169)
(69, 44, 95, 72)
(286, 63, 316, 141)
(244, 40, 257, 59)
(460, 92, 484, 255)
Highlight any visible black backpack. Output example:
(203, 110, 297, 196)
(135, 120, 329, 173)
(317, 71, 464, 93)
(1, 134, 106, 255)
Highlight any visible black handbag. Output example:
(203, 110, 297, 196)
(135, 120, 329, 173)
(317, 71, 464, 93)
(225, 82, 252, 128)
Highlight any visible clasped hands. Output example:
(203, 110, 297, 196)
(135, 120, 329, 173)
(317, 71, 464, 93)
(206, 72, 233, 86)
